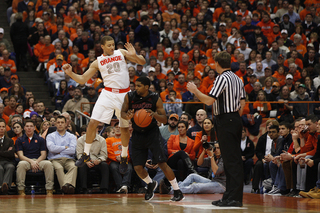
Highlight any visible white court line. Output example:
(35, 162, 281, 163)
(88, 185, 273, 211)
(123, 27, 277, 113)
(182, 205, 247, 210)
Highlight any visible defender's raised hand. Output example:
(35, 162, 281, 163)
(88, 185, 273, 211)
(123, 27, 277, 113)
(124, 42, 136, 56)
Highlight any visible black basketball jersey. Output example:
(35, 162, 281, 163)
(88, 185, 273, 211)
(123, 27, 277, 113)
(128, 90, 159, 132)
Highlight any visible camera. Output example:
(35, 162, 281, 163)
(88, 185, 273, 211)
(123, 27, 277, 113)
(202, 140, 216, 152)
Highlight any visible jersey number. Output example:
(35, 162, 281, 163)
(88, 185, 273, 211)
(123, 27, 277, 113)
(107, 62, 120, 74)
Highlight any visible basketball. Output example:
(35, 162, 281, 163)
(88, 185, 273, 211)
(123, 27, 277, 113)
(134, 109, 152, 128)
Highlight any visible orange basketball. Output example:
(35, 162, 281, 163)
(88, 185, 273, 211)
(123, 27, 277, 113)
(134, 109, 152, 128)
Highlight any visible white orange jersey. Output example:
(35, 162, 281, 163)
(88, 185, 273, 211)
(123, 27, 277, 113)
(97, 50, 129, 89)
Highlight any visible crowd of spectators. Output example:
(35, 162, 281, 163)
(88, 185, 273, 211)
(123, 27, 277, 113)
(0, 0, 320, 198)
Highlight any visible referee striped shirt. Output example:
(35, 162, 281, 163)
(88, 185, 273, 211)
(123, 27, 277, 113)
(209, 70, 246, 115)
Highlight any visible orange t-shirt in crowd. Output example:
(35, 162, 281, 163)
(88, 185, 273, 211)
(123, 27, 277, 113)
(110, 15, 122, 25)
(0, 59, 17, 73)
(173, 81, 187, 95)
(156, 73, 166, 80)
(38, 44, 55, 63)
(231, 21, 246, 30)
(268, 32, 281, 46)
(187, 49, 206, 61)
(272, 72, 286, 86)
(217, 31, 231, 39)
(129, 75, 139, 83)
(64, 15, 82, 24)
(160, 88, 182, 102)
(201, 76, 215, 88)
(51, 25, 69, 35)
(34, 42, 45, 58)
(179, 63, 188, 72)
(213, 7, 225, 23)
(245, 83, 254, 94)
(235, 70, 247, 78)
(3, 106, 16, 117)
(256, 20, 275, 39)
(80, 58, 93, 70)
(106, 137, 130, 164)
(290, 33, 307, 46)
(291, 71, 302, 83)
(295, 44, 307, 57)
(284, 58, 303, 69)
(253, 102, 272, 118)
(0, 114, 9, 125)
(149, 50, 169, 59)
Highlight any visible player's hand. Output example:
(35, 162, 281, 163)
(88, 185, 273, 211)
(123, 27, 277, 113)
(124, 42, 136, 57)
(187, 82, 198, 93)
(126, 109, 134, 120)
(62, 64, 73, 76)
(145, 109, 155, 118)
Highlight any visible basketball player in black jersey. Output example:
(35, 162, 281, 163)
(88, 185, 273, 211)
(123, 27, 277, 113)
(121, 77, 184, 201)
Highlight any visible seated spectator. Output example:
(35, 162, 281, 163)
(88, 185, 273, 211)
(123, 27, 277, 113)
(67, 45, 84, 64)
(284, 74, 294, 92)
(260, 67, 278, 88)
(77, 132, 109, 194)
(184, 95, 206, 121)
(248, 82, 262, 102)
(6, 114, 23, 138)
(0, 50, 16, 73)
(193, 118, 216, 159)
(293, 84, 312, 118)
(80, 49, 96, 73)
(85, 86, 98, 112)
(160, 141, 225, 194)
(187, 109, 207, 140)
(160, 81, 181, 102)
(10, 83, 25, 104)
(305, 76, 316, 98)
(167, 121, 196, 181)
(288, 63, 301, 83)
(253, 90, 272, 118)
(159, 113, 179, 142)
(39, 121, 50, 139)
(262, 77, 274, 94)
(0, 67, 12, 89)
(0, 87, 8, 105)
(48, 55, 66, 92)
(15, 119, 54, 196)
(76, 32, 94, 58)
(0, 118, 15, 195)
(173, 74, 187, 96)
(52, 30, 73, 47)
(241, 128, 254, 185)
(38, 35, 55, 66)
(0, 103, 9, 124)
(62, 87, 90, 114)
(276, 86, 294, 122)
(284, 51, 303, 70)
(3, 96, 17, 117)
(251, 119, 279, 193)
(106, 122, 132, 193)
(46, 116, 77, 194)
(164, 90, 182, 117)
(55, 80, 68, 111)
(273, 66, 287, 87)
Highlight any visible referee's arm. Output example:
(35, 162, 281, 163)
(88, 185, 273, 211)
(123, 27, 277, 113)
(188, 84, 216, 106)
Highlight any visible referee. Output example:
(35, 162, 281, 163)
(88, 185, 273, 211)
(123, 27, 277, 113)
(187, 51, 246, 207)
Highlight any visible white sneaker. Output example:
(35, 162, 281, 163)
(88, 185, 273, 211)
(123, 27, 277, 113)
(117, 185, 128, 194)
(268, 186, 280, 195)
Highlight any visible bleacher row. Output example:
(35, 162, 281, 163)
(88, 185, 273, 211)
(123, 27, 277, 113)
(0, 0, 319, 197)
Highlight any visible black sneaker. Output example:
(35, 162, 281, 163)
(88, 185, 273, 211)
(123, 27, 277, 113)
(159, 179, 170, 194)
(170, 190, 184, 202)
(145, 181, 158, 201)
(119, 156, 128, 174)
(212, 199, 223, 206)
(75, 153, 90, 167)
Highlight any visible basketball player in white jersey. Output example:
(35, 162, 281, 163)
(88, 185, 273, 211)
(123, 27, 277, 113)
(63, 36, 146, 172)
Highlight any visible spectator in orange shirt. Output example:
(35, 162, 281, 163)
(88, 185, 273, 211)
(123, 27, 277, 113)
(272, 65, 287, 87)
(293, 34, 307, 57)
(174, 74, 187, 96)
(256, 13, 274, 39)
(284, 50, 303, 69)
(38, 35, 55, 63)
(245, 74, 258, 94)
(253, 90, 272, 118)
(162, 4, 181, 23)
(201, 69, 216, 89)
(3, 96, 17, 117)
(235, 61, 247, 78)
(268, 24, 281, 47)
(64, 6, 82, 27)
(154, 63, 166, 80)
(110, 6, 122, 25)
(149, 43, 169, 59)
(128, 66, 138, 84)
(288, 63, 301, 83)
(232, 14, 246, 30)
(67, 45, 84, 64)
(106, 122, 133, 193)
(212, 0, 228, 23)
(194, 55, 208, 79)
(0, 50, 17, 74)
(160, 81, 182, 102)
(167, 60, 183, 80)
(217, 22, 231, 39)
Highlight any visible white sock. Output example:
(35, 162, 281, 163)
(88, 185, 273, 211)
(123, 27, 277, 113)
(142, 175, 152, 184)
(169, 178, 179, 190)
(84, 143, 92, 155)
(121, 146, 128, 157)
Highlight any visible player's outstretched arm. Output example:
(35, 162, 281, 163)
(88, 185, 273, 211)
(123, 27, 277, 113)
(120, 43, 146, 65)
(63, 60, 99, 84)
(121, 94, 134, 120)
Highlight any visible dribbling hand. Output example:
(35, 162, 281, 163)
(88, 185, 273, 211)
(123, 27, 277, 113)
(62, 64, 72, 76)
(145, 109, 155, 119)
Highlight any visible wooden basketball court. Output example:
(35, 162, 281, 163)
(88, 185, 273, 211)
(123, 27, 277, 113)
(0, 193, 319, 213)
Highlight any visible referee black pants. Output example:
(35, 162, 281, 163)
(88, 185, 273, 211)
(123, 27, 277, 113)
(215, 112, 243, 202)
